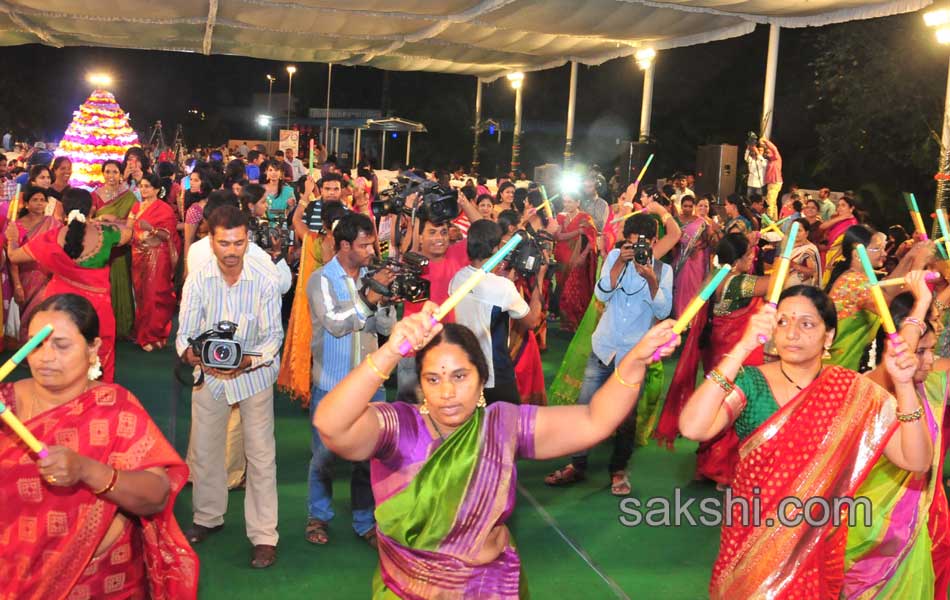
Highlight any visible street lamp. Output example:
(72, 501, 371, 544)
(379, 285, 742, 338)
(265, 74, 276, 143)
(924, 6, 950, 213)
(507, 72, 524, 174)
(257, 114, 272, 128)
(286, 65, 297, 130)
(635, 48, 656, 142)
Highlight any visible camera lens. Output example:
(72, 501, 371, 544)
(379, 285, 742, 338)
(212, 343, 233, 363)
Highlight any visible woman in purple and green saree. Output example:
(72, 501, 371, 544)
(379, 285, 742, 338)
(314, 302, 681, 599)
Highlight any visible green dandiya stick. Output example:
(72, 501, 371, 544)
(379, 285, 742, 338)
(936, 208, 950, 260)
(652, 264, 731, 361)
(903, 193, 929, 240)
(0, 324, 54, 457)
(634, 154, 654, 184)
(856, 244, 898, 337)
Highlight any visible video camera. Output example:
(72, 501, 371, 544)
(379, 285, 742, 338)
(361, 251, 431, 303)
(186, 321, 252, 370)
(249, 214, 291, 252)
(507, 228, 557, 278)
(371, 172, 459, 224)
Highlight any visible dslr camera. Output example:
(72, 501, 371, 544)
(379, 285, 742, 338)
(361, 251, 431, 303)
(622, 238, 654, 266)
(186, 321, 246, 370)
(371, 172, 459, 224)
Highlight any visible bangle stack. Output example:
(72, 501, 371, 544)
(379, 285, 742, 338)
(900, 317, 927, 337)
(365, 354, 390, 381)
(91, 467, 119, 495)
(896, 407, 923, 423)
(706, 369, 736, 394)
(613, 369, 643, 389)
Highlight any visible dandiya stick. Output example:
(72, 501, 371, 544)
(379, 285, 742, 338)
(873, 272, 940, 288)
(651, 264, 731, 362)
(935, 209, 950, 260)
(397, 234, 523, 356)
(634, 154, 655, 184)
(309, 138, 315, 178)
(7, 183, 21, 222)
(759, 213, 786, 236)
(759, 222, 799, 343)
(0, 324, 55, 457)
(903, 193, 929, 240)
(856, 244, 899, 343)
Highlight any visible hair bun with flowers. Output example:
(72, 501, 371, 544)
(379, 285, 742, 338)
(66, 210, 87, 225)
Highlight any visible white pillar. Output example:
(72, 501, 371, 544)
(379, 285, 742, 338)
(638, 61, 655, 142)
(472, 79, 482, 173)
(938, 55, 950, 215)
(564, 61, 578, 166)
(761, 24, 780, 138)
(406, 131, 412, 165)
(381, 132, 387, 169)
(511, 85, 523, 172)
(355, 128, 362, 165)
(325, 63, 333, 147)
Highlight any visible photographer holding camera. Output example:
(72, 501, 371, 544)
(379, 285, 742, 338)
(177, 205, 284, 569)
(304, 212, 395, 547)
(545, 207, 680, 495)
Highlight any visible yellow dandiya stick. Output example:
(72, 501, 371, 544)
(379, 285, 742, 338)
(759, 222, 800, 343)
(539, 185, 554, 218)
(903, 193, 928, 240)
(7, 183, 21, 222)
(856, 244, 898, 339)
(935, 208, 950, 260)
(634, 154, 655, 184)
(397, 234, 523, 356)
(0, 324, 55, 457)
(759, 213, 786, 236)
(871, 272, 940, 288)
(652, 264, 731, 361)
(309, 138, 315, 178)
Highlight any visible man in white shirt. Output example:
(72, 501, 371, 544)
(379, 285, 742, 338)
(449, 220, 542, 404)
(744, 145, 767, 195)
(284, 147, 307, 182)
(669, 172, 694, 211)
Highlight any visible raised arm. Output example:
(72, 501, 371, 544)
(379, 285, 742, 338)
(880, 336, 933, 473)
(531, 320, 680, 460)
(647, 203, 681, 260)
(315, 304, 443, 461)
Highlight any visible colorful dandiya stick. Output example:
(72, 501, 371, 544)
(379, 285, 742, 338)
(0, 324, 54, 457)
(651, 264, 732, 361)
(397, 234, 523, 356)
(634, 154, 655, 184)
(935, 208, 950, 260)
(759, 213, 787, 236)
(7, 183, 21, 222)
(309, 138, 315, 177)
(871, 272, 940, 288)
(903, 193, 929, 240)
(856, 244, 898, 342)
(759, 222, 800, 343)
(539, 185, 554, 217)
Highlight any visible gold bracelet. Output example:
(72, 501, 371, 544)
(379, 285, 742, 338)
(613, 369, 643, 389)
(365, 354, 390, 381)
(91, 467, 119, 495)
(896, 407, 923, 423)
(705, 369, 736, 394)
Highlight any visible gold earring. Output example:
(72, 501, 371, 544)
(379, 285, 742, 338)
(419, 400, 430, 415)
(477, 392, 487, 409)
(822, 345, 832, 360)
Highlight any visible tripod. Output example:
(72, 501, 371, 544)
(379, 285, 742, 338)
(147, 120, 166, 152)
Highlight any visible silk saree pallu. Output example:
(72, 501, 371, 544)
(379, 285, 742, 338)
(0, 383, 198, 600)
(710, 367, 897, 600)
(554, 212, 597, 333)
(372, 403, 535, 600)
(94, 186, 137, 339)
(131, 200, 180, 347)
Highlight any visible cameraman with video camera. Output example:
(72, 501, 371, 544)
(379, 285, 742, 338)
(545, 206, 680, 496)
(177, 205, 284, 569)
(304, 212, 395, 547)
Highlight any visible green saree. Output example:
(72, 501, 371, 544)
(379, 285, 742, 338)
(94, 188, 137, 339)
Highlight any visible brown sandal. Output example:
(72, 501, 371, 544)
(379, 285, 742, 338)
(361, 528, 378, 549)
(544, 464, 586, 486)
(305, 518, 329, 545)
(251, 544, 277, 568)
(610, 471, 631, 496)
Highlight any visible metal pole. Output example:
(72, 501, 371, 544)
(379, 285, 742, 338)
(638, 61, 655, 141)
(760, 24, 780, 139)
(381, 132, 387, 169)
(564, 61, 578, 167)
(335, 128, 340, 154)
(267, 78, 274, 144)
(325, 63, 333, 148)
(406, 131, 412, 165)
(355, 128, 362, 165)
(286, 73, 294, 130)
(938, 55, 950, 216)
(511, 85, 523, 174)
(472, 79, 482, 174)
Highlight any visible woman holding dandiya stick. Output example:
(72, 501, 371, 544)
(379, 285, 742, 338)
(844, 281, 950, 599)
(315, 305, 681, 598)
(0, 293, 197, 599)
(679, 286, 932, 599)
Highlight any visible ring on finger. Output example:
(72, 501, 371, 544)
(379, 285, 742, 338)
(47, 475, 57, 483)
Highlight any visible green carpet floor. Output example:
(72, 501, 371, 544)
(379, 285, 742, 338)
(5, 328, 725, 599)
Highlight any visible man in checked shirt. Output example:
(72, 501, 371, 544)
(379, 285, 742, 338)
(176, 204, 284, 569)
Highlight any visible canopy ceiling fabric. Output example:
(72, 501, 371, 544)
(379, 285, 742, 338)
(0, 0, 932, 80)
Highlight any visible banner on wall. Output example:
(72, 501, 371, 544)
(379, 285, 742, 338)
(278, 129, 299, 155)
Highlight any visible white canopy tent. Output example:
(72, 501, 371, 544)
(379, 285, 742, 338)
(0, 0, 934, 173)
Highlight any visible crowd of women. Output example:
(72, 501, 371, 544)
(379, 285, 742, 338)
(2, 143, 950, 599)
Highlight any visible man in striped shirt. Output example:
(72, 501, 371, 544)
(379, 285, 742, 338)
(305, 212, 395, 547)
(177, 205, 284, 569)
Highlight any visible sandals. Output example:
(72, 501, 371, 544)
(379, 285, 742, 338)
(251, 544, 277, 568)
(610, 471, 632, 496)
(361, 528, 378, 549)
(544, 464, 586, 486)
(305, 518, 329, 545)
(185, 523, 224, 544)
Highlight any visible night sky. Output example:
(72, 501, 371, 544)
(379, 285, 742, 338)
(3, 11, 948, 192)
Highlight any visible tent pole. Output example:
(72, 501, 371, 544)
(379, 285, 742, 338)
(381, 132, 387, 169)
(406, 131, 412, 166)
(564, 61, 578, 168)
(511, 85, 523, 174)
(760, 24, 780, 139)
(472, 79, 482, 174)
(638, 60, 655, 141)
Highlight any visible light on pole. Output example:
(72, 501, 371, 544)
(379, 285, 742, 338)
(635, 48, 656, 142)
(265, 74, 276, 143)
(507, 72, 524, 174)
(925, 7, 950, 214)
(286, 65, 297, 130)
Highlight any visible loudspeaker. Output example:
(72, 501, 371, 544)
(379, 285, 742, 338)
(694, 144, 738, 202)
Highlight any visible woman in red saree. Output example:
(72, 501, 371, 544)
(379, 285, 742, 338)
(7, 189, 132, 383)
(7, 185, 57, 343)
(314, 306, 681, 598)
(554, 193, 597, 332)
(679, 287, 932, 599)
(657, 233, 772, 487)
(0, 293, 197, 599)
(127, 173, 180, 351)
(818, 196, 860, 283)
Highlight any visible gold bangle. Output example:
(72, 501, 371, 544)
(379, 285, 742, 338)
(896, 407, 923, 423)
(91, 467, 119, 495)
(613, 369, 643, 389)
(365, 354, 390, 381)
(705, 369, 736, 394)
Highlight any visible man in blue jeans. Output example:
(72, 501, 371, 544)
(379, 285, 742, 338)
(305, 212, 395, 546)
(545, 206, 679, 495)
